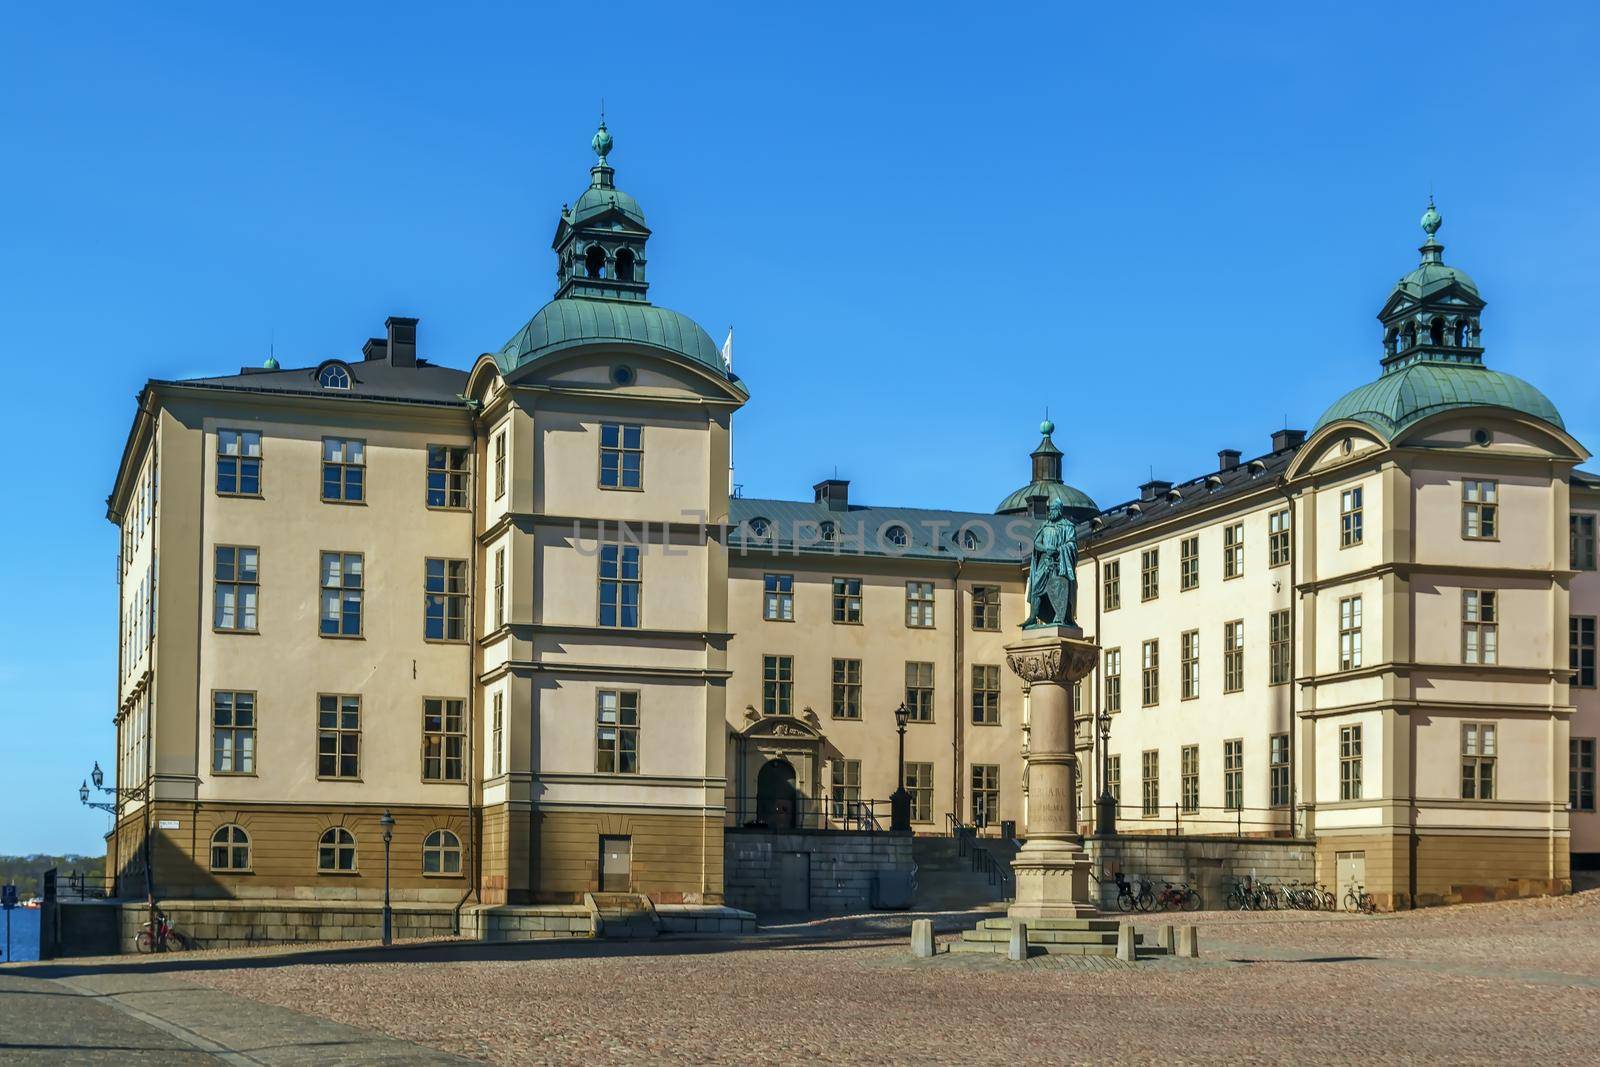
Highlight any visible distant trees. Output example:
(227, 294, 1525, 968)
(0, 855, 106, 898)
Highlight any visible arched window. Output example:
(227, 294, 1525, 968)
(615, 248, 635, 282)
(1401, 324, 1416, 350)
(423, 829, 462, 875)
(1384, 328, 1398, 354)
(318, 826, 357, 872)
(884, 524, 908, 546)
(1429, 318, 1445, 346)
(319, 363, 351, 390)
(210, 825, 251, 871)
(585, 244, 607, 279)
(1457, 319, 1473, 346)
(746, 517, 771, 539)
(819, 521, 836, 542)
(960, 526, 983, 550)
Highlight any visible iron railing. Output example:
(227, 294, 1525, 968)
(60, 871, 116, 900)
(947, 814, 1015, 901)
(724, 795, 890, 832)
(1115, 802, 1305, 838)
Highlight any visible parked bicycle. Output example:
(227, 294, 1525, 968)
(1343, 883, 1377, 914)
(1113, 872, 1155, 912)
(1155, 881, 1202, 911)
(134, 907, 194, 953)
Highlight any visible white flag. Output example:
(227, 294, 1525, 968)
(721, 327, 734, 373)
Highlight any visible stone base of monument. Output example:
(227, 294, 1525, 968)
(948, 917, 1167, 958)
(1007, 841, 1098, 920)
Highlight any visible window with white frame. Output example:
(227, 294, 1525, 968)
(764, 573, 794, 621)
(905, 581, 935, 628)
(216, 430, 262, 496)
(319, 551, 363, 637)
(1460, 722, 1496, 800)
(321, 437, 365, 503)
(1463, 589, 1498, 664)
(1462, 479, 1498, 540)
(596, 690, 640, 773)
(1338, 596, 1363, 670)
(213, 545, 259, 632)
(1340, 486, 1364, 547)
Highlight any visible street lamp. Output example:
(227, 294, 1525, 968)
(890, 703, 911, 832)
(379, 810, 395, 946)
(1094, 709, 1117, 836)
(78, 761, 149, 815)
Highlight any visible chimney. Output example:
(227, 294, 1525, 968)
(1139, 479, 1173, 502)
(1272, 428, 1307, 452)
(386, 316, 418, 367)
(361, 337, 388, 362)
(1217, 449, 1241, 471)
(813, 478, 849, 511)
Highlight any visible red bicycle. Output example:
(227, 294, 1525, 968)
(1155, 881, 1203, 911)
(134, 908, 194, 953)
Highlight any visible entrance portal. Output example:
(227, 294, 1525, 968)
(756, 758, 800, 830)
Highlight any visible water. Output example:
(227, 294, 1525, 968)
(2, 907, 40, 963)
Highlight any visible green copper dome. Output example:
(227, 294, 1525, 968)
(496, 296, 726, 375)
(1313, 361, 1563, 436)
(995, 479, 1099, 516)
(571, 184, 646, 227)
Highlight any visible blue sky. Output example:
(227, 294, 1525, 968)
(3, 2, 1597, 853)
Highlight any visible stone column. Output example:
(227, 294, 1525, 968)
(1005, 624, 1101, 919)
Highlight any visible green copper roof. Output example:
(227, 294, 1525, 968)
(1394, 257, 1479, 300)
(496, 296, 725, 375)
(1313, 361, 1563, 436)
(571, 183, 646, 227)
(995, 480, 1098, 516)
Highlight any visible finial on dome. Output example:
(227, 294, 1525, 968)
(1040, 418, 1055, 436)
(1421, 195, 1442, 237)
(591, 116, 612, 164)
(262, 353, 279, 370)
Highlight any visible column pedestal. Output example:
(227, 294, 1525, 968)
(1005, 625, 1101, 920)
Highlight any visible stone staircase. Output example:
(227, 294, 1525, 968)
(950, 916, 1167, 958)
(584, 892, 658, 940)
(912, 835, 1019, 911)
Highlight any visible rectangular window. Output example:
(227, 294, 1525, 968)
(213, 545, 259, 632)
(971, 584, 1001, 630)
(1269, 507, 1291, 566)
(905, 581, 935, 628)
(1141, 547, 1159, 601)
(491, 692, 504, 778)
(831, 658, 862, 719)
(422, 697, 466, 782)
(211, 691, 255, 774)
(971, 664, 1001, 725)
(763, 573, 794, 621)
(1462, 479, 1498, 540)
(596, 690, 640, 774)
(1572, 616, 1597, 688)
(762, 655, 793, 716)
(1103, 560, 1121, 610)
(905, 762, 934, 823)
(598, 544, 641, 628)
(1180, 629, 1199, 700)
(1573, 514, 1598, 570)
(319, 551, 363, 637)
(1338, 596, 1363, 671)
(493, 431, 506, 501)
(425, 558, 469, 640)
(1270, 733, 1290, 808)
(426, 445, 469, 509)
(1340, 485, 1364, 547)
(1141, 639, 1159, 707)
(831, 759, 861, 817)
(317, 694, 361, 779)
(971, 764, 1000, 827)
(321, 437, 365, 503)
(1180, 745, 1199, 814)
(1108, 754, 1122, 812)
(216, 429, 262, 496)
(598, 422, 643, 489)
(1224, 523, 1244, 579)
(832, 577, 863, 624)
(1463, 589, 1498, 665)
(1141, 750, 1160, 817)
(493, 548, 506, 630)
(1572, 738, 1596, 813)
(1179, 535, 1199, 591)
(1270, 608, 1292, 685)
(1224, 738, 1243, 811)
(1223, 620, 1244, 693)
(905, 661, 935, 721)
(1460, 722, 1496, 800)
(1339, 724, 1363, 800)
(1104, 649, 1122, 713)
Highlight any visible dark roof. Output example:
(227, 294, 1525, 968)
(1573, 469, 1600, 491)
(165, 359, 471, 407)
(1087, 446, 1298, 542)
(729, 497, 1033, 564)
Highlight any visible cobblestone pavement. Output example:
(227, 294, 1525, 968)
(45, 892, 1600, 1064)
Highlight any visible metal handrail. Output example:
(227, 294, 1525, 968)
(724, 795, 890, 832)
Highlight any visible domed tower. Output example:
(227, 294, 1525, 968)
(1314, 202, 1563, 436)
(995, 420, 1099, 521)
(552, 119, 651, 303)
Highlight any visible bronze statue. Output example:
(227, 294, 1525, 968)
(1023, 498, 1077, 628)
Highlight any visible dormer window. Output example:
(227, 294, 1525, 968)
(820, 521, 836, 542)
(746, 517, 771, 539)
(885, 525, 908, 547)
(319, 363, 351, 390)
(960, 527, 984, 550)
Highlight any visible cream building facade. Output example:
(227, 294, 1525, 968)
(102, 129, 1596, 916)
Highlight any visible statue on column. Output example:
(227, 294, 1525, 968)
(1023, 498, 1078, 628)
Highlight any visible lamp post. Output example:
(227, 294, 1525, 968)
(379, 810, 394, 946)
(1094, 710, 1117, 836)
(79, 761, 154, 927)
(890, 703, 911, 832)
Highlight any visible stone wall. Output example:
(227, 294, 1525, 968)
(1087, 834, 1316, 911)
(723, 829, 913, 915)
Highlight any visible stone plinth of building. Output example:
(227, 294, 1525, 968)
(1006, 625, 1100, 920)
